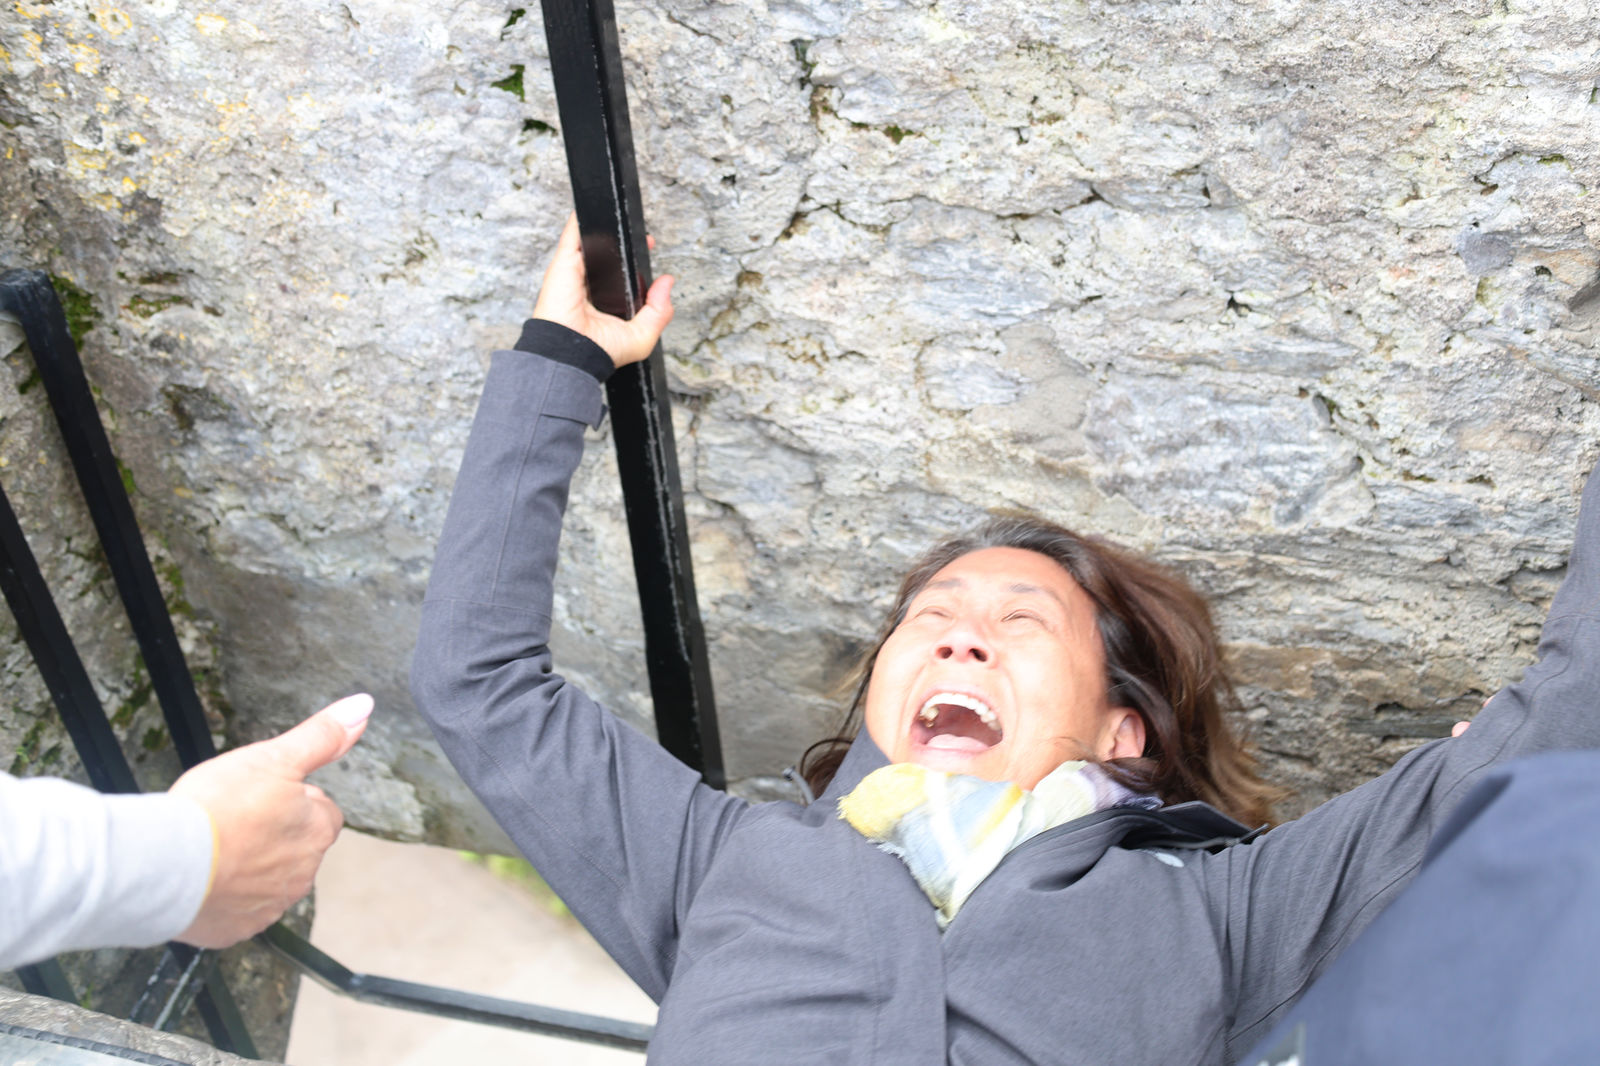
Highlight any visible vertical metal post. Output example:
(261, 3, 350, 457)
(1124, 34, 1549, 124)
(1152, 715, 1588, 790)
(0, 270, 217, 771)
(540, 0, 725, 788)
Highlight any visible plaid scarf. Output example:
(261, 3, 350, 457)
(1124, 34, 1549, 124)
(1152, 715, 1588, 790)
(839, 760, 1156, 928)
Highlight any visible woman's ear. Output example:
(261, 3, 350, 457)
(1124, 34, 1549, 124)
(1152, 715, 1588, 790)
(1104, 708, 1146, 761)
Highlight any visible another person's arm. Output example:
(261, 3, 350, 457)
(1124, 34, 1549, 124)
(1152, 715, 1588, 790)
(411, 217, 744, 1001)
(0, 694, 370, 969)
(1217, 458, 1600, 1055)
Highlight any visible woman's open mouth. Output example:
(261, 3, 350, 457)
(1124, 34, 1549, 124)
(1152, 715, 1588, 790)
(912, 692, 1003, 754)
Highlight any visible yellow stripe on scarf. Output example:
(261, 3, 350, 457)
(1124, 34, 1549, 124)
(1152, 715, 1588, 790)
(839, 760, 1100, 928)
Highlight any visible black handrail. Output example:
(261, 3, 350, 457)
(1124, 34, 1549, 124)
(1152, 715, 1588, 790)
(541, 0, 726, 788)
(257, 925, 652, 1052)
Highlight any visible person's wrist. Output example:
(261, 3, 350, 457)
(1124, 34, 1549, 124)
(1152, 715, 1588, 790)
(169, 791, 221, 901)
(514, 319, 616, 382)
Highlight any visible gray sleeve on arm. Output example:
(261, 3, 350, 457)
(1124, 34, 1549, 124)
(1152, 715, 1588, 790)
(1218, 455, 1600, 1055)
(0, 773, 212, 969)
(410, 347, 744, 1002)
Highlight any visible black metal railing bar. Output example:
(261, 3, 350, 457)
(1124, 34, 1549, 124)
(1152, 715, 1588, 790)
(0, 271, 217, 770)
(541, 0, 726, 788)
(256, 925, 652, 1052)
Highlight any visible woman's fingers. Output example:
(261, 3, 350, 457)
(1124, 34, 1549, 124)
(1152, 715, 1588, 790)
(533, 214, 590, 327)
(532, 215, 673, 366)
(601, 276, 674, 368)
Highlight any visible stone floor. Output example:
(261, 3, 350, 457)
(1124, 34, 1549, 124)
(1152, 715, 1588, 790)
(284, 832, 656, 1066)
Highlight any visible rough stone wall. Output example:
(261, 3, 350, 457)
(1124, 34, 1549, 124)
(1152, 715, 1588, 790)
(0, 0, 1595, 859)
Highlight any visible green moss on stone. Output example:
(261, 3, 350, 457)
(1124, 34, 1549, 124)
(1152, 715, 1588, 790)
(158, 559, 195, 619)
(116, 457, 137, 496)
(112, 659, 153, 728)
(9, 719, 47, 774)
(491, 64, 526, 101)
(792, 39, 816, 84)
(125, 294, 189, 318)
(48, 275, 99, 348)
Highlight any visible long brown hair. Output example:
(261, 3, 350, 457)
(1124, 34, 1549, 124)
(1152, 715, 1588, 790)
(799, 514, 1282, 828)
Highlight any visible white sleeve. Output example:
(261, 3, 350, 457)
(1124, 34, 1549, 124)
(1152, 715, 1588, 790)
(0, 772, 214, 969)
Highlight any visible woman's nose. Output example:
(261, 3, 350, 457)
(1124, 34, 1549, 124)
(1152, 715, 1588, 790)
(936, 623, 991, 663)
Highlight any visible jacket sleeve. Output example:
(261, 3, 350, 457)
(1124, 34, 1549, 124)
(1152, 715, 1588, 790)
(409, 337, 744, 1001)
(0, 773, 213, 969)
(1218, 456, 1600, 1055)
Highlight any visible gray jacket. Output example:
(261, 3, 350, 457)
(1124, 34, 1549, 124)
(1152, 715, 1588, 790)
(412, 327, 1600, 1065)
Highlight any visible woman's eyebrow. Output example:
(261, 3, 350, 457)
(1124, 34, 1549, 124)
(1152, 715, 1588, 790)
(1006, 582, 1068, 609)
(923, 577, 1067, 609)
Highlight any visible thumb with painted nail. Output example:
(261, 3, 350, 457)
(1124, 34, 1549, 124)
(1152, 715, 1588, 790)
(171, 694, 373, 949)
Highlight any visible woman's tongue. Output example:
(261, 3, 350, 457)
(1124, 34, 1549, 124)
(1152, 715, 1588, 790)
(915, 705, 1001, 753)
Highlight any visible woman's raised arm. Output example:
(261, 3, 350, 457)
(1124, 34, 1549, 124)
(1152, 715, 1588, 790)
(1213, 453, 1600, 1057)
(410, 220, 742, 1000)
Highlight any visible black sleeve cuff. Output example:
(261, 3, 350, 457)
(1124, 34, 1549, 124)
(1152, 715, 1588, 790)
(513, 319, 616, 383)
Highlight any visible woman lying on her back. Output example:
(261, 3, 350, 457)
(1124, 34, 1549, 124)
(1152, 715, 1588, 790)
(411, 217, 1600, 1066)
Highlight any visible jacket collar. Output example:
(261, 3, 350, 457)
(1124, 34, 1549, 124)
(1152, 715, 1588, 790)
(817, 730, 890, 805)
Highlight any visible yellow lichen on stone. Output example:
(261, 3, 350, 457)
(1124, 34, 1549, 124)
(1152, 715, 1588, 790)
(69, 41, 101, 75)
(93, 8, 132, 35)
(14, 2, 50, 20)
(65, 143, 109, 176)
(194, 12, 227, 35)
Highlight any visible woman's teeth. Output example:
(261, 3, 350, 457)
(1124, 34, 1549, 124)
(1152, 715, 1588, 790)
(918, 692, 1000, 734)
